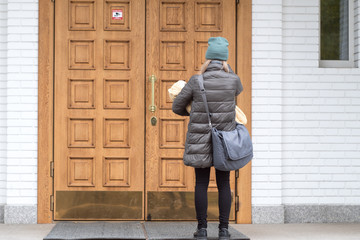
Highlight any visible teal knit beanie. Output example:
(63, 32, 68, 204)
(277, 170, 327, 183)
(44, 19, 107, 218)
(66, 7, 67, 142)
(205, 37, 229, 61)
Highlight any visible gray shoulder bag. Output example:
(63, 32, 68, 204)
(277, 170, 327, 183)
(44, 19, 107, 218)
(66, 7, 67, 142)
(198, 74, 253, 171)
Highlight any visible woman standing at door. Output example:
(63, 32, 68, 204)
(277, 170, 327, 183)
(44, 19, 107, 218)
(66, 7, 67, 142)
(172, 37, 243, 240)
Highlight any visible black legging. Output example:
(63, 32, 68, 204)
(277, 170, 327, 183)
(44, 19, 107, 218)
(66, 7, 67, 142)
(194, 167, 231, 230)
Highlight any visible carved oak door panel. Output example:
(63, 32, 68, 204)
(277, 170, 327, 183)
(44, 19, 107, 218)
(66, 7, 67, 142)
(54, 0, 145, 220)
(145, 0, 237, 220)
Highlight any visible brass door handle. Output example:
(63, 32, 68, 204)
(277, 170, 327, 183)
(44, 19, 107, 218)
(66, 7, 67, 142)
(149, 74, 157, 112)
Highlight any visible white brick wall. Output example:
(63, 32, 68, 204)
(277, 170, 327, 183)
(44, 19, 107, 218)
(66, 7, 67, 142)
(252, 0, 360, 206)
(282, 0, 360, 205)
(252, 0, 283, 205)
(5, 0, 38, 205)
(0, 1, 7, 205)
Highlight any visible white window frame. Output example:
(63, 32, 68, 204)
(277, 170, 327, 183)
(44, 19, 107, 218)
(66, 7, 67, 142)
(319, 0, 355, 68)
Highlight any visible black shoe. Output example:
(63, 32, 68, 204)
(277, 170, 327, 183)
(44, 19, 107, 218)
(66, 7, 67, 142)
(193, 227, 207, 240)
(219, 228, 231, 240)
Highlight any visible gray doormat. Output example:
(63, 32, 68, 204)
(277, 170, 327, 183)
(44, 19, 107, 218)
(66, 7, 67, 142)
(43, 221, 145, 240)
(43, 221, 250, 240)
(143, 222, 250, 240)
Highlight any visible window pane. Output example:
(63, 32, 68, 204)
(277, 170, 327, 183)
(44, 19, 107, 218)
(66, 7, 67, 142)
(321, 0, 349, 60)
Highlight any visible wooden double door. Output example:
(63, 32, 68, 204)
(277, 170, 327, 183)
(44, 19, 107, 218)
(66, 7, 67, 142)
(53, 0, 237, 220)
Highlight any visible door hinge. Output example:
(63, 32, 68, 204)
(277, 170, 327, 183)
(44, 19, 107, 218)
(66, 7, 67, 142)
(236, 0, 240, 4)
(50, 161, 54, 177)
(51, 0, 55, 2)
(235, 195, 239, 211)
(50, 195, 54, 211)
(235, 169, 239, 178)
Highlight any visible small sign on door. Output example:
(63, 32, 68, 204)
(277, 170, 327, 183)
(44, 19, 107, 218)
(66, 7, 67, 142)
(112, 9, 123, 20)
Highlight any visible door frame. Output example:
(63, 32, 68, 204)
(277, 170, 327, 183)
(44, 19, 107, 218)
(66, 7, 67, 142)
(37, 0, 252, 224)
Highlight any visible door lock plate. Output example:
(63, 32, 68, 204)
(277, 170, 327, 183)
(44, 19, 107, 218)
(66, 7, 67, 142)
(151, 116, 157, 126)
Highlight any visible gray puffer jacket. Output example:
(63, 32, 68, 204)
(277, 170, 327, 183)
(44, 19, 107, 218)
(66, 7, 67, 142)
(172, 60, 243, 168)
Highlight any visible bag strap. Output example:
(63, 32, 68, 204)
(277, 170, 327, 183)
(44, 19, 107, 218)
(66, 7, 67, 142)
(197, 74, 212, 128)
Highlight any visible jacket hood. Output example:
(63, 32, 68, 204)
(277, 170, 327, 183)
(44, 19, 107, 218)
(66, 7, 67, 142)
(205, 60, 234, 73)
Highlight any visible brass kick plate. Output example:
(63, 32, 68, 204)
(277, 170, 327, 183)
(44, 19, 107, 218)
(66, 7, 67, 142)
(55, 191, 142, 220)
(147, 191, 234, 220)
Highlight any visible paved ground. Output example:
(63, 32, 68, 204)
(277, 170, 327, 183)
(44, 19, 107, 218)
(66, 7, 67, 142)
(0, 222, 359, 240)
(231, 223, 360, 240)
